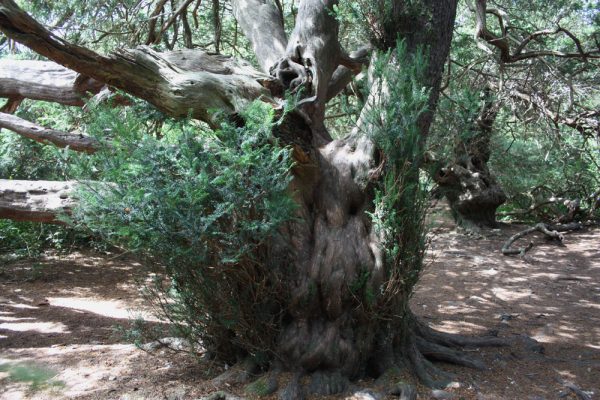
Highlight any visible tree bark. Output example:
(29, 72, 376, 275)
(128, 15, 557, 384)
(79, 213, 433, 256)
(0, 179, 76, 223)
(0, 59, 103, 106)
(231, 0, 287, 73)
(0, 1, 278, 125)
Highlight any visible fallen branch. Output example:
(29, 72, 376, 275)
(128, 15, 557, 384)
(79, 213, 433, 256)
(0, 179, 77, 223)
(501, 222, 582, 256)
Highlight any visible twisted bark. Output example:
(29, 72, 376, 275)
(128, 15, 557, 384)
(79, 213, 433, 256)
(0, 59, 103, 106)
(0, 1, 509, 396)
(0, 0, 277, 125)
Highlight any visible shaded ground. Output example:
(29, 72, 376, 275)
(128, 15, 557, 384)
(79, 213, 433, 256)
(0, 218, 598, 399)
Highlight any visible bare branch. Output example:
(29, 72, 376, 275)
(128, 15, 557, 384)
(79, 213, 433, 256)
(501, 222, 581, 256)
(231, 0, 287, 73)
(0, 111, 99, 153)
(212, 0, 222, 53)
(507, 87, 600, 137)
(326, 45, 371, 102)
(0, 95, 22, 113)
(146, 0, 169, 44)
(152, 0, 196, 45)
(473, 0, 599, 62)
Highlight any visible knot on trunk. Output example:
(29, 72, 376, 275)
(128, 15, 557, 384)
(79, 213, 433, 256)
(269, 55, 313, 97)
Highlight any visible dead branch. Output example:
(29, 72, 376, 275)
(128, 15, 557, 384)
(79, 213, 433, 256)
(0, 59, 103, 106)
(152, 0, 196, 45)
(501, 222, 582, 256)
(0, 95, 22, 113)
(146, 0, 169, 44)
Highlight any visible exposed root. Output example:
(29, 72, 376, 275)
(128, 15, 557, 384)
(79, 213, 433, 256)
(210, 324, 508, 396)
(501, 222, 582, 256)
(407, 339, 453, 389)
(416, 336, 486, 370)
(308, 370, 349, 396)
(278, 372, 304, 400)
(211, 357, 259, 386)
(564, 383, 593, 400)
(199, 391, 246, 400)
(415, 321, 509, 348)
(245, 371, 279, 396)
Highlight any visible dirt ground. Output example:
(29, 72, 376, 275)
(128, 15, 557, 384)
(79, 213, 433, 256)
(1, 217, 598, 399)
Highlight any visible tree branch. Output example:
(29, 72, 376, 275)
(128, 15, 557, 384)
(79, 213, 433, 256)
(473, 0, 600, 62)
(0, 111, 99, 153)
(326, 45, 371, 102)
(507, 87, 599, 137)
(146, 0, 169, 44)
(501, 222, 581, 256)
(152, 0, 196, 45)
(0, 95, 22, 113)
(0, 0, 277, 125)
(231, 0, 288, 73)
(0, 59, 103, 106)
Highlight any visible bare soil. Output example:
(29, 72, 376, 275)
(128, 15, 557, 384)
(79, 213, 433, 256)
(1, 217, 598, 399)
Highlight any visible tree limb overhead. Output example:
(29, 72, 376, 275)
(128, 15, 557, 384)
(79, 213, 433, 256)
(474, 0, 600, 62)
(0, 111, 99, 153)
(0, 0, 277, 125)
(231, 0, 288, 73)
(0, 59, 103, 106)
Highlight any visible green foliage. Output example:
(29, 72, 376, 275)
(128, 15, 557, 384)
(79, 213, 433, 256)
(490, 123, 600, 220)
(71, 101, 295, 361)
(334, 0, 430, 50)
(0, 362, 64, 391)
(365, 41, 431, 308)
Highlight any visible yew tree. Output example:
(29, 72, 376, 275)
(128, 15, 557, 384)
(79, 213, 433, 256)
(429, 0, 599, 228)
(0, 0, 509, 396)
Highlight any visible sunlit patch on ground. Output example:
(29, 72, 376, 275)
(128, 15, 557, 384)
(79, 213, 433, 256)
(0, 225, 598, 399)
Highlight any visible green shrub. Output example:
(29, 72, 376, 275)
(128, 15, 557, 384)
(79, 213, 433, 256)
(71, 101, 295, 362)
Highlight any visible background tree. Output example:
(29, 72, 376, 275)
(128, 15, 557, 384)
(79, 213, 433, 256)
(427, 0, 599, 228)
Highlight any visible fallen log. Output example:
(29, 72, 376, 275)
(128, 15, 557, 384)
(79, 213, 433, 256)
(0, 179, 77, 223)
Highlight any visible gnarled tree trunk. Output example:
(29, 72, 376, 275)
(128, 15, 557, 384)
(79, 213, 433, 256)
(434, 88, 506, 228)
(0, 1, 507, 396)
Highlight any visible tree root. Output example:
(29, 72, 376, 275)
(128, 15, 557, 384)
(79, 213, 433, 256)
(406, 321, 510, 390)
(501, 222, 582, 255)
(415, 321, 509, 348)
(211, 357, 259, 386)
(199, 391, 246, 400)
(208, 324, 509, 398)
(415, 337, 486, 370)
